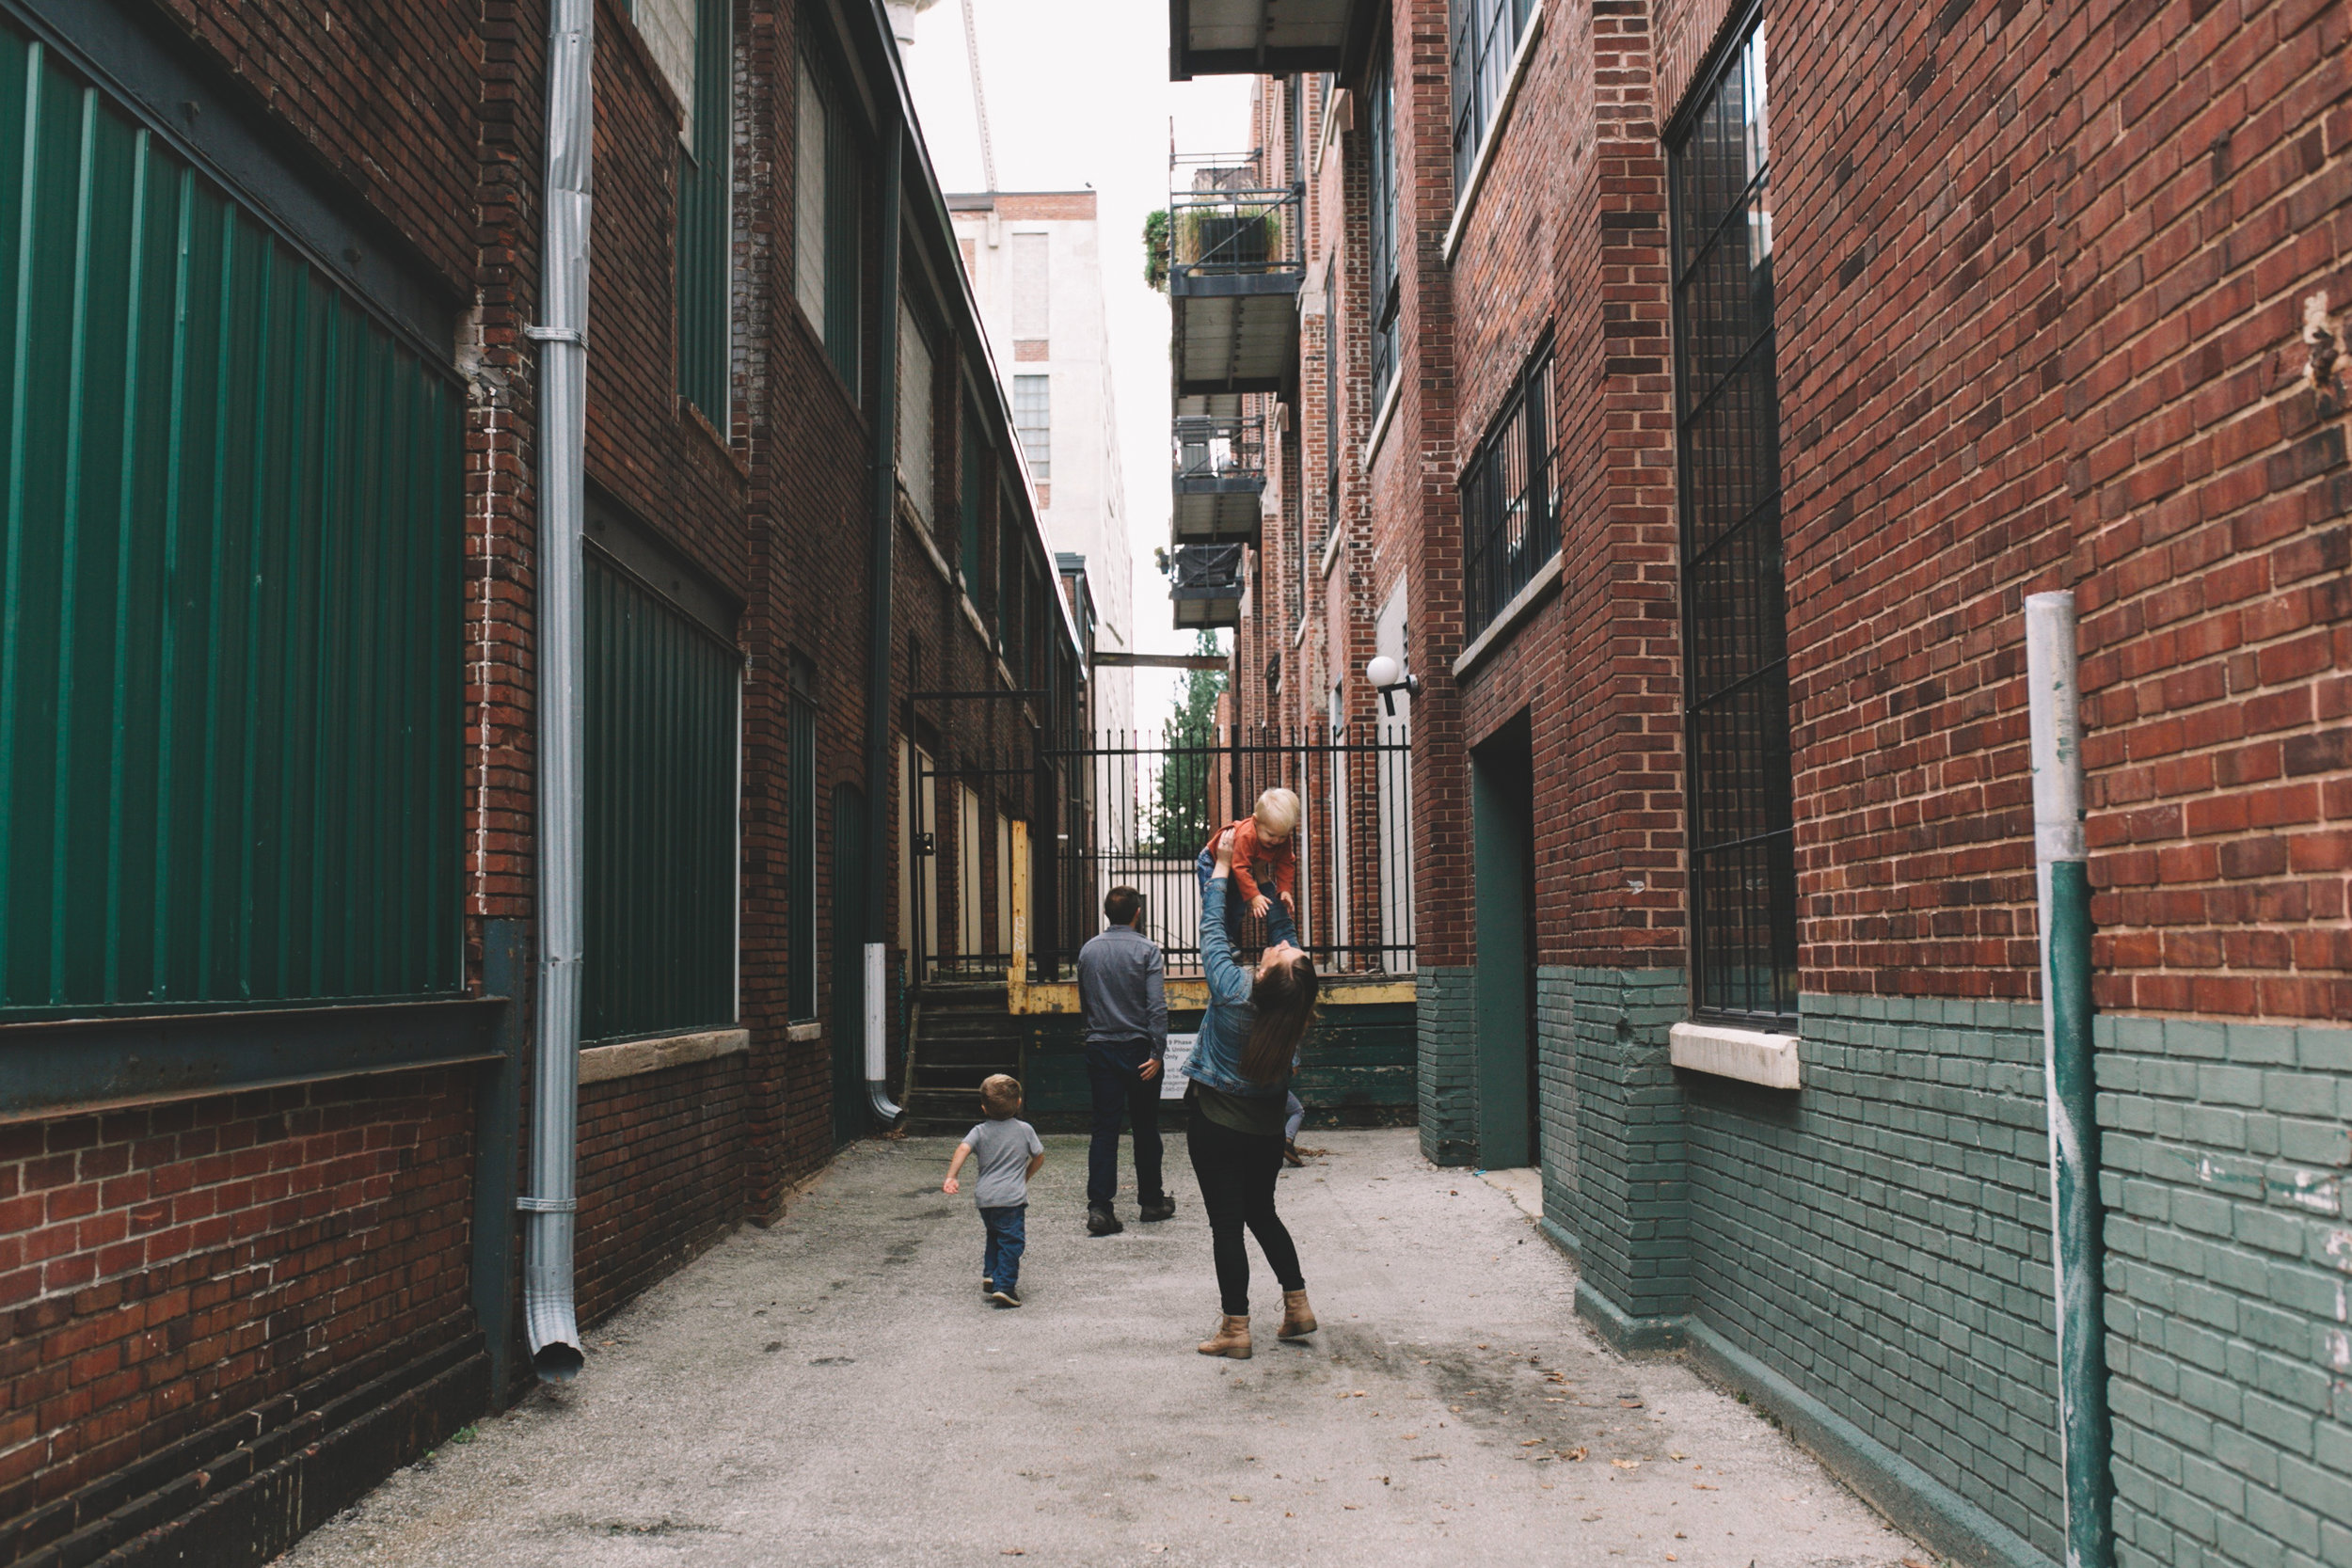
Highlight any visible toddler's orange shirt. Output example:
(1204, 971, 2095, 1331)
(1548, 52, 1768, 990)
(1204, 816, 1297, 907)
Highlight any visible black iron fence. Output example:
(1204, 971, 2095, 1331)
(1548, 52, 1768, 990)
(1168, 156, 1305, 279)
(906, 721, 1415, 986)
(1040, 723, 1414, 979)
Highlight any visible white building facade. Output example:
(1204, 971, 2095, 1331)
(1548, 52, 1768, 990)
(946, 192, 1135, 736)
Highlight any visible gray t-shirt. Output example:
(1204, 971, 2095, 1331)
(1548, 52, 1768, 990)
(961, 1117, 1043, 1209)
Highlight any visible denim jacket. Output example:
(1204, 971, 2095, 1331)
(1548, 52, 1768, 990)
(1182, 873, 1287, 1100)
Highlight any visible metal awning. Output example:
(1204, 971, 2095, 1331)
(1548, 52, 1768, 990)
(1168, 0, 1380, 80)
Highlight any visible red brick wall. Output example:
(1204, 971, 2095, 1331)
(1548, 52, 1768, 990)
(1767, 0, 2352, 1018)
(0, 1072, 474, 1527)
(575, 1058, 748, 1324)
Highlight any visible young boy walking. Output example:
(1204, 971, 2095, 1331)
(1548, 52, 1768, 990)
(943, 1074, 1044, 1307)
(1199, 786, 1301, 949)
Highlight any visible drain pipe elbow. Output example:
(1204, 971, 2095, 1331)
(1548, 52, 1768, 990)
(865, 942, 902, 1125)
(521, 0, 594, 1385)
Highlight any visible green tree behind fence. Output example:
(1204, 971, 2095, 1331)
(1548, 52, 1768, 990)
(1139, 632, 1226, 859)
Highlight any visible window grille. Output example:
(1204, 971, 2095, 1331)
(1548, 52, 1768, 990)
(676, 0, 732, 421)
(1447, 0, 1536, 198)
(1459, 348, 1555, 637)
(1013, 373, 1051, 481)
(1669, 18, 1793, 1022)
(788, 662, 818, 1021)
(1367, 53, 1400, 411)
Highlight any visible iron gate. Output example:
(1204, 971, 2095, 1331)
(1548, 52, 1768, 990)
(1042, 723, 1413, 978)
(908, 721, 1413, 984)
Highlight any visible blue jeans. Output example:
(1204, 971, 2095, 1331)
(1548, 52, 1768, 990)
(1195, 847, 1298, 949)
(1087, 1041, 1165, 1210)
(979, 1204, 1026, 1291)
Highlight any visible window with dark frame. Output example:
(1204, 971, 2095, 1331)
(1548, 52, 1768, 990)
(897, 291, 936, 525)
(1367, 50, 1400, 413)
(1447, 0, 1536, 198)
(787, 658, 818, 1022)
(1668, 17, 1793, 1023)
(795, 37, 865, 396)
(1459, 345, 1555, 638)
(960, 399, 985, 591)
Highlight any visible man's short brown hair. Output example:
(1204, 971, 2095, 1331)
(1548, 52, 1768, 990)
(980, 1073, 1023, 1118)
(1104, 886, 1144, 927)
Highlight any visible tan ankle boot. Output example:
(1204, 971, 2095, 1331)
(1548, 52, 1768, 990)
(1196, 1313, 1252, 1359)
(1279, 1289, 1317, 1340)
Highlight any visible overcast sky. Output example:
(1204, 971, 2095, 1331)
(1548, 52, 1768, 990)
(898, 0, 1250, 735)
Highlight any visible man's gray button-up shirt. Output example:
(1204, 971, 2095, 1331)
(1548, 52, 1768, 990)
(1075, 924, 1168, 1058)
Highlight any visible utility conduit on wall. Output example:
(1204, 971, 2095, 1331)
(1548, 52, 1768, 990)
(2026, 591, 2112, 1568)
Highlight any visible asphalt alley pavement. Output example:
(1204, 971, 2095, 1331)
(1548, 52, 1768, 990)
(276, 1129, 1923, 1568)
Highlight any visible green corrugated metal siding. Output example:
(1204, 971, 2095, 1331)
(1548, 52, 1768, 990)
(0, 24, 461, 1016)
(675, 0, 731, 421)
(582, 554, 739, 1042)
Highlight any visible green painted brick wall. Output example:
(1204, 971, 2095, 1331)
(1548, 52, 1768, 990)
(1535, 966, 1577, 1238)
(1018, 999, 1418, 1131)
(1419, 967, 1477, 1164)
(1684, 995, 2064, 1560)
(2097, 1015, 2352, 1568)
(1565, 969, 1690, 1323)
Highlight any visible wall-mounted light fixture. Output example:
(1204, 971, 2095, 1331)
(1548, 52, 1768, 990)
(1365, 654, 1422, 717)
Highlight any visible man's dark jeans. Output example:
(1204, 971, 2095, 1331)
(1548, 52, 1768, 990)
(1086, 1040, 1165, 1211)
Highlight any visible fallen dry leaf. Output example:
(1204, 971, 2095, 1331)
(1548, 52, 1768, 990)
(1521, 1439, 1542, 1447)
(1564, 1447, 1588, 1461)
(1612, 1459, 1641, 1470)
(1669, 1451, 1685, 1460)
(1692, 1482, 1717, 1491)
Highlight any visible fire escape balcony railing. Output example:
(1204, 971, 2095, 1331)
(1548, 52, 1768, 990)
(1168, 159, 1304, 398)
(1171, 413, 1266, 546)
(1169, 543, 1245, 629)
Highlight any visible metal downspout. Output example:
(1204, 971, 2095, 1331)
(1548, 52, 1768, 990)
(2026, 591, 2112, 1568)
(863, 125, 905, 1128)
(520, 0, 593, 1382)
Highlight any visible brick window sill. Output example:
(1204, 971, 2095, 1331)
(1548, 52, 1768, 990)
(1669, 1020, 1801, 1090)
(1451, 551, 1561, 680)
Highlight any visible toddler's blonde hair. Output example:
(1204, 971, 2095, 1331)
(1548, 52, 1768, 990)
(979, 1073, 1023, 1118)
(1254, 786, 1301, 838)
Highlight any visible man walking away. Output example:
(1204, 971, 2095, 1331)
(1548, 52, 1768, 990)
(1076, 886, 1173, 1235)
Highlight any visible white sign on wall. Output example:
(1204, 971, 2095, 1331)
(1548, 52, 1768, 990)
(1160, 1033, 1198, 1100)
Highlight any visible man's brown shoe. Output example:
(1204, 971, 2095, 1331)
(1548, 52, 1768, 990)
(1196, 1314, 1252, 1359)
(1278, 1289, 1317, 1340)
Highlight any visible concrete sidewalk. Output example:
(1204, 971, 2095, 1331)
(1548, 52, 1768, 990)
(277, 1130, 1919, 1568)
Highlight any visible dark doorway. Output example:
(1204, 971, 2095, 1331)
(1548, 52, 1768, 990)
(831, 784, 868, 1148)
(1470, 714, 1538, 1168)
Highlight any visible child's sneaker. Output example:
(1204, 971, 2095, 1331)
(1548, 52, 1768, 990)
(988, 1287, 1022, 1307)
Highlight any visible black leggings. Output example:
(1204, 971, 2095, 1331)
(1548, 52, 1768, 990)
(1187, 1110, 1305, 1316)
